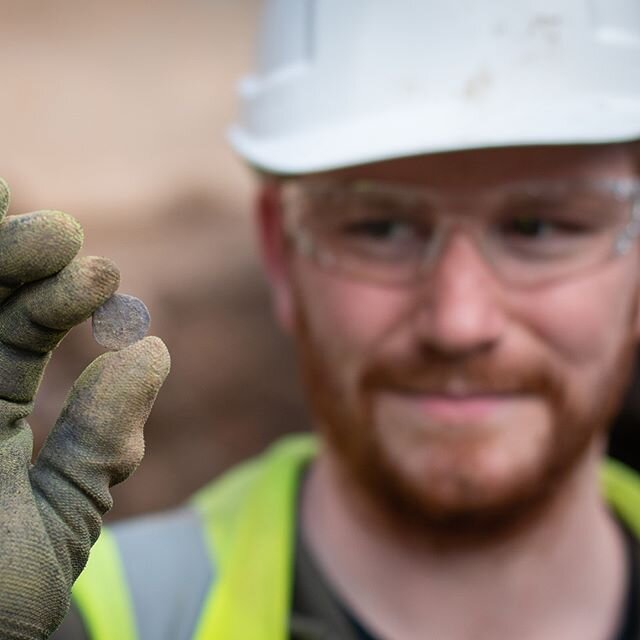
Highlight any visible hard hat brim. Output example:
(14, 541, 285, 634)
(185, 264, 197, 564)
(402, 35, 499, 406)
(229, 97, 640, 176)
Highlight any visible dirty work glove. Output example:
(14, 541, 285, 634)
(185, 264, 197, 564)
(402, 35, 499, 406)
(0, 179, 171, 640)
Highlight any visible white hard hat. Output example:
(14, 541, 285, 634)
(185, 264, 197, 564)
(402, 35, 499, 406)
(229, 0, 640, 175)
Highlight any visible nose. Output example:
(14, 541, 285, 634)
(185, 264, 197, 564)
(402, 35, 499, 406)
(411, 230, 507, 356)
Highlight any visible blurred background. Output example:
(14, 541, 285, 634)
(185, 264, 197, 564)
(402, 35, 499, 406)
(0, 0, 310, 519)
(0, 0, 638, 520)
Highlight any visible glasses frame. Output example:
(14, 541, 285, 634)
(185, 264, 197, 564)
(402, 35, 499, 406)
(282, 177, 640, 288)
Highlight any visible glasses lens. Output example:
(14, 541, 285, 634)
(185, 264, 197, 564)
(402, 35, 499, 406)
(288, 181, 434, 283)
(486, 182, 636, 285)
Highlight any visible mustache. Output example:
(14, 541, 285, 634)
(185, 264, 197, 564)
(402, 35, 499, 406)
(361, 351, 563, 398)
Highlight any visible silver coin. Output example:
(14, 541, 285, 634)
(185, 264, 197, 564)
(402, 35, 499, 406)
(92, 293, 151, 350)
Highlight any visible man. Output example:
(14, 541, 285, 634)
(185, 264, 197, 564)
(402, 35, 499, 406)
(6, 0, 640, 638)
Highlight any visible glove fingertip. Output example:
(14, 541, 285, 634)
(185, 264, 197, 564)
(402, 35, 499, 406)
(41, 210, 85, 252)
(138, 335, 172, 380)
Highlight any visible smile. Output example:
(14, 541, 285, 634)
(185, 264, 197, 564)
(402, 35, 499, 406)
(379, 391, 521, 425)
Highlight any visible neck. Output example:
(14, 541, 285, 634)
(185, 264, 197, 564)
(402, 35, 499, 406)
(301, 440, 627, 640)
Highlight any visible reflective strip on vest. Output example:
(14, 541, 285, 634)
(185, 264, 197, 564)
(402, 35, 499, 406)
(71, 507, 213, 640)
(71, 435, 640, 639)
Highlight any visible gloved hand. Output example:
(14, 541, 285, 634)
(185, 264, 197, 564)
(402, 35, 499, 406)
(0, 179, 171, 640)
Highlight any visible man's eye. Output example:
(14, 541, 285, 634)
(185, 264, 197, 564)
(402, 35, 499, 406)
(502, 217, 551, 238)
(500, 215, 587, 238)
(343, 219, 415, 240)
(330, 216, 429, 261)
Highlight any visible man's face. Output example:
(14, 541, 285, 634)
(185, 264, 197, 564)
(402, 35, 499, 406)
(262, 145, 640, 534)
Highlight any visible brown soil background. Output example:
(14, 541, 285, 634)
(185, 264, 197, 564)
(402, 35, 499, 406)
(0, 0, 638, 520)
(0, 0, 310, 520)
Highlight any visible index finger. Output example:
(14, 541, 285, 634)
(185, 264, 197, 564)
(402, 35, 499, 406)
(0, 211, 84, 303)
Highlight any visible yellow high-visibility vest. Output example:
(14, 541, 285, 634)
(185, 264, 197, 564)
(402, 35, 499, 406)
(71, 435, 640, 639)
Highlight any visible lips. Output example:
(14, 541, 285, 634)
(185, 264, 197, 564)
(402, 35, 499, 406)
(413, 393, 514, 422)
(376, 390, 521, 426)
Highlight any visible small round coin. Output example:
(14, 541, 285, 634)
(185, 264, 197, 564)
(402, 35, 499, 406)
(92, 293, 151, 351)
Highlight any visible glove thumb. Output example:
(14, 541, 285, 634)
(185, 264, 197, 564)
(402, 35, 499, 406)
(30, 336, 171, 585)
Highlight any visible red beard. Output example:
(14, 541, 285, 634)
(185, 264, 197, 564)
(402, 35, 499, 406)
(293, 302, 636, 541)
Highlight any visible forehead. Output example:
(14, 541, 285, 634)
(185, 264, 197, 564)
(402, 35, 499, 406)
(320, 144, 638, 189)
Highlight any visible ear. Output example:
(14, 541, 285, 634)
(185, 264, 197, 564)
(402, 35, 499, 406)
(634, 253, 640, 339)
(256, 179, 295, 333)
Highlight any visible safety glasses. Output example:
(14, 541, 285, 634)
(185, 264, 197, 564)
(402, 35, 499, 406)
(282, 177, 640, 288)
